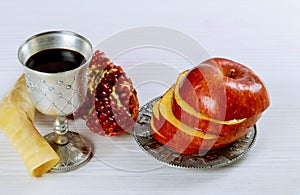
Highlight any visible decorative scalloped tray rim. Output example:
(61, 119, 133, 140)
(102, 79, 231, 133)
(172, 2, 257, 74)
(133, 96, 257, 169)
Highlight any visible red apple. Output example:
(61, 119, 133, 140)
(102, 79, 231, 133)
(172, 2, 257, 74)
(150, 58, 270, 154)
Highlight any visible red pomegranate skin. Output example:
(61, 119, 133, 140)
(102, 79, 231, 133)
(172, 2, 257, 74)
(69, 50, 139, 136)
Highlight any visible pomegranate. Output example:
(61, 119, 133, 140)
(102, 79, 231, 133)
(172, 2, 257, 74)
(69, 50, 139, 136)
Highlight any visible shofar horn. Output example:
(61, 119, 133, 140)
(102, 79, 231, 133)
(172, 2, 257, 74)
(0, 75, 59, 177)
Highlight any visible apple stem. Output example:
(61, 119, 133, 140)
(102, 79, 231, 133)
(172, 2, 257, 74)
(230, 69, 235, 78)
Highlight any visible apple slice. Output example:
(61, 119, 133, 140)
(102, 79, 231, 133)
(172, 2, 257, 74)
(159, 87, 217, 139)
(150, 99, 166, 139)
(151, 86, 255, 154)
(172, 71, 262, 136)
(173, 70, 246, 125)
(150, 87, 223, 154)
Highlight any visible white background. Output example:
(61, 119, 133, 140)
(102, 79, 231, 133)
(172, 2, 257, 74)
(0, 0, 299, 194)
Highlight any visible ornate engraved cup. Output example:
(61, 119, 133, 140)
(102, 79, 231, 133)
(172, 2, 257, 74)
(18, 31, 93, 172)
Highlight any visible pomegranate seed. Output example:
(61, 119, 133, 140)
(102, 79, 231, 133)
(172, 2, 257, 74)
(95, 98, 101, 107)
(105, 104, 111, 110)
(116, 85, 123, 92)
(102, 121, 109, 129)
(100, 91, 107, 98)
(66, 114, 74, 120)
(101, 97, 109, 103)
(98, 106, 105, 113)
(108, 117, 114, 123)
(110, 100, 116, 107)
(103, 101, 109, 109)
(123, 87, 130, 94)
(123, 99, 129, 106)
(118, 75, 125, 82)
(111, 122, 117, 129)
(106, 64, 114, 70)
(118, 69, 124, 75)
(106, 110, 112, 116)
(108, 127, 114, 133)
(120, 107, 127, 115)
(102, 84, 109, 92)
(99, 113, 106, 121)
(119, 93, 127, 100)
(121, 117, 128, 124)
(91, 111, 97, 117)
(102, 78, 107, 83)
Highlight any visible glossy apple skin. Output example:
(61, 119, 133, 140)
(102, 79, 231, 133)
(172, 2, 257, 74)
(150, 58, 270, 154)
(151, 87, 254, 154)
(172, 70, 262, 135)
(151, 115, 251, 154)
(172, 92, 262, 136)
(178, 58, 270, 121)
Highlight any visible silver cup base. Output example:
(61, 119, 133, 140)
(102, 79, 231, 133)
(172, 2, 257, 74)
(44, 131, 93, 173)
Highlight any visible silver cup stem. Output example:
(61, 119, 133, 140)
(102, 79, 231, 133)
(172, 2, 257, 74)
(53, 116, 69, 145)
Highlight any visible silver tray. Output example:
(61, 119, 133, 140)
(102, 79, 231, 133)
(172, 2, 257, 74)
(133, 96, 257, 169)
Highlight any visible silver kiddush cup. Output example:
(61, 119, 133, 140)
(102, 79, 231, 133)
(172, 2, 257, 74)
(18, 31, 93, 172)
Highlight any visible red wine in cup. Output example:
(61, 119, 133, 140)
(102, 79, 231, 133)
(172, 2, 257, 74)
(25, 49, 86, 73)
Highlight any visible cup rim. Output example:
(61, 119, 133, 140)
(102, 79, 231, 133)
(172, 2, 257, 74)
(18, 30, 93, 76)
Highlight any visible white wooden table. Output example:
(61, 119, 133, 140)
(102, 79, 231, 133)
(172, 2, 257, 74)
(0, 0, 299, 194)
